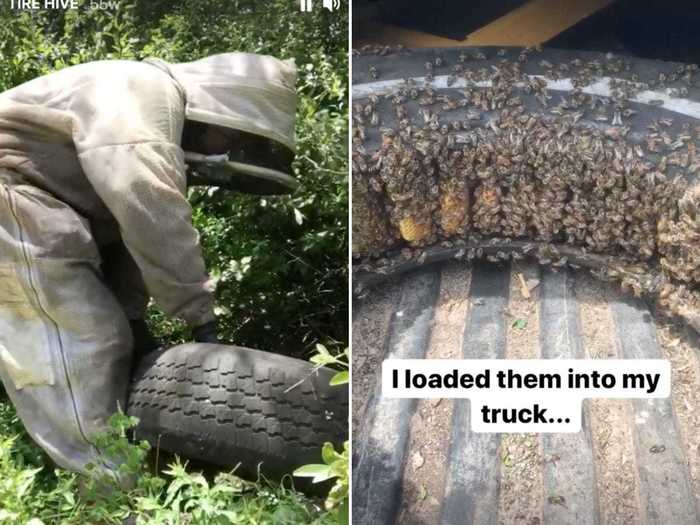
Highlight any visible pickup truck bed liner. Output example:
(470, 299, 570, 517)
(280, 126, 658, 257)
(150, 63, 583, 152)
(352, 261, 700, 524)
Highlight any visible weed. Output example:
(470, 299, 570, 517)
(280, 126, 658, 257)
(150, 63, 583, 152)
(0, 403, 337, 524)
(294, 345, 350, 525)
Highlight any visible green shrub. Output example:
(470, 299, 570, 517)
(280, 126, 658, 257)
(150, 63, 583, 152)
(294, 346, 349, 525)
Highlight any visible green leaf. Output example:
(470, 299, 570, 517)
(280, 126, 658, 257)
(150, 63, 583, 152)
(315, 343, 331, 356)
(293, 463, 335, 483)
(337, 498, 349, 525)
(512, 319, 528, 330)
(330, 370, 349, 386)
(310, 353, 336, 366)
(63, 490, 75, 506)
(293, 208, 305, 225)
(321, 442, 337, 464)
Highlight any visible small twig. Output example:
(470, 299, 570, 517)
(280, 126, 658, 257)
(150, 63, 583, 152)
(284, 364, 323, 393)
(297, 154, 346, 175)
(516, 272, 531, 299)
(155, 434, 161, 474)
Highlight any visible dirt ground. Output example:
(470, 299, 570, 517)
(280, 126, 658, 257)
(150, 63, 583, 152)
(397, 263, 471, 525)
(351, 276, 400, 433)
(576, 273, 641, 525)
(656, 320, 700, 501)
(497, 261, 544, 525)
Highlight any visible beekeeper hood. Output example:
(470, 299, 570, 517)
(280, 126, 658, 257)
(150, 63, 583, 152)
(146, 53, 298, 194)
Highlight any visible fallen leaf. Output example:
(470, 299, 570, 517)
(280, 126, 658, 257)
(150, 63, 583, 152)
(512, 318, 528, 330)
(412, 451, 425, 470)
(548, 495, 567, 508)
(419, 485, 428, 501)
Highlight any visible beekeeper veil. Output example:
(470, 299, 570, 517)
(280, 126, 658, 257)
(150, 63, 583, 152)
(146, 53, 298, 194)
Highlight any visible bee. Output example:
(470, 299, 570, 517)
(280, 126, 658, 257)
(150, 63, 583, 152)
(392, 94, 406, 105)
(670, 87, 689, 97)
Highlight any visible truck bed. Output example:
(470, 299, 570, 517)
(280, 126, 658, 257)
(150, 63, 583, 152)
(352, 261, 700, 524)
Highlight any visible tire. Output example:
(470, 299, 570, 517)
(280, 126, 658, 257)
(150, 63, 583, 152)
(352, 47, 700, 334)
(126, 343, 348, 480)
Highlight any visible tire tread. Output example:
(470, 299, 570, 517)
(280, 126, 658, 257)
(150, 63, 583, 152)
(127, 343, 348, 477)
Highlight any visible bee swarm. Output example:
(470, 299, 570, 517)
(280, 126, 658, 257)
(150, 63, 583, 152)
(353, 48, 700, 330)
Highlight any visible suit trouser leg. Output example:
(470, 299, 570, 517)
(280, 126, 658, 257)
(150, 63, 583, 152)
(0, 180, 133, 476)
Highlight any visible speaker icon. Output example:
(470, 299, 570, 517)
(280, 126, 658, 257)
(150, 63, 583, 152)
(322, 0, 339, 11)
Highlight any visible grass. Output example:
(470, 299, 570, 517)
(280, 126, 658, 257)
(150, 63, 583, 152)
(0, 400, 336, 525)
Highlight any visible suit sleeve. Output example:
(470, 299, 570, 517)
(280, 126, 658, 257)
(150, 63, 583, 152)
(72, 63, 215, 328)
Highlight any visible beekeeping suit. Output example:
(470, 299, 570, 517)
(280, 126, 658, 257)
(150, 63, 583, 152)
(0, 53, 297, 478)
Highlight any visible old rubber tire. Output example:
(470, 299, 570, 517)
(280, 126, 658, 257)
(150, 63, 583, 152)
(126, 343, 348, 479)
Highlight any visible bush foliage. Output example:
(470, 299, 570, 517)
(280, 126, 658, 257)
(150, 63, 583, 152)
(0, 0, 349, 357)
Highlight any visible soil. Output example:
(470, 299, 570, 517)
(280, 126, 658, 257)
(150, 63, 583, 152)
(351, 276, 401, 434)
(397, 262, 471, 525)
(497, 261, 545, 525)
(576, 273, 641, 525)
(656, 321, 700, 505)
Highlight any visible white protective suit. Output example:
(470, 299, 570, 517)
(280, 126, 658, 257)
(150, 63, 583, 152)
(0, 53, 297, 474)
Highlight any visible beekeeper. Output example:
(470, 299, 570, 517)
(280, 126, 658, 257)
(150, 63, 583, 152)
(0, 53, 297, 477)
